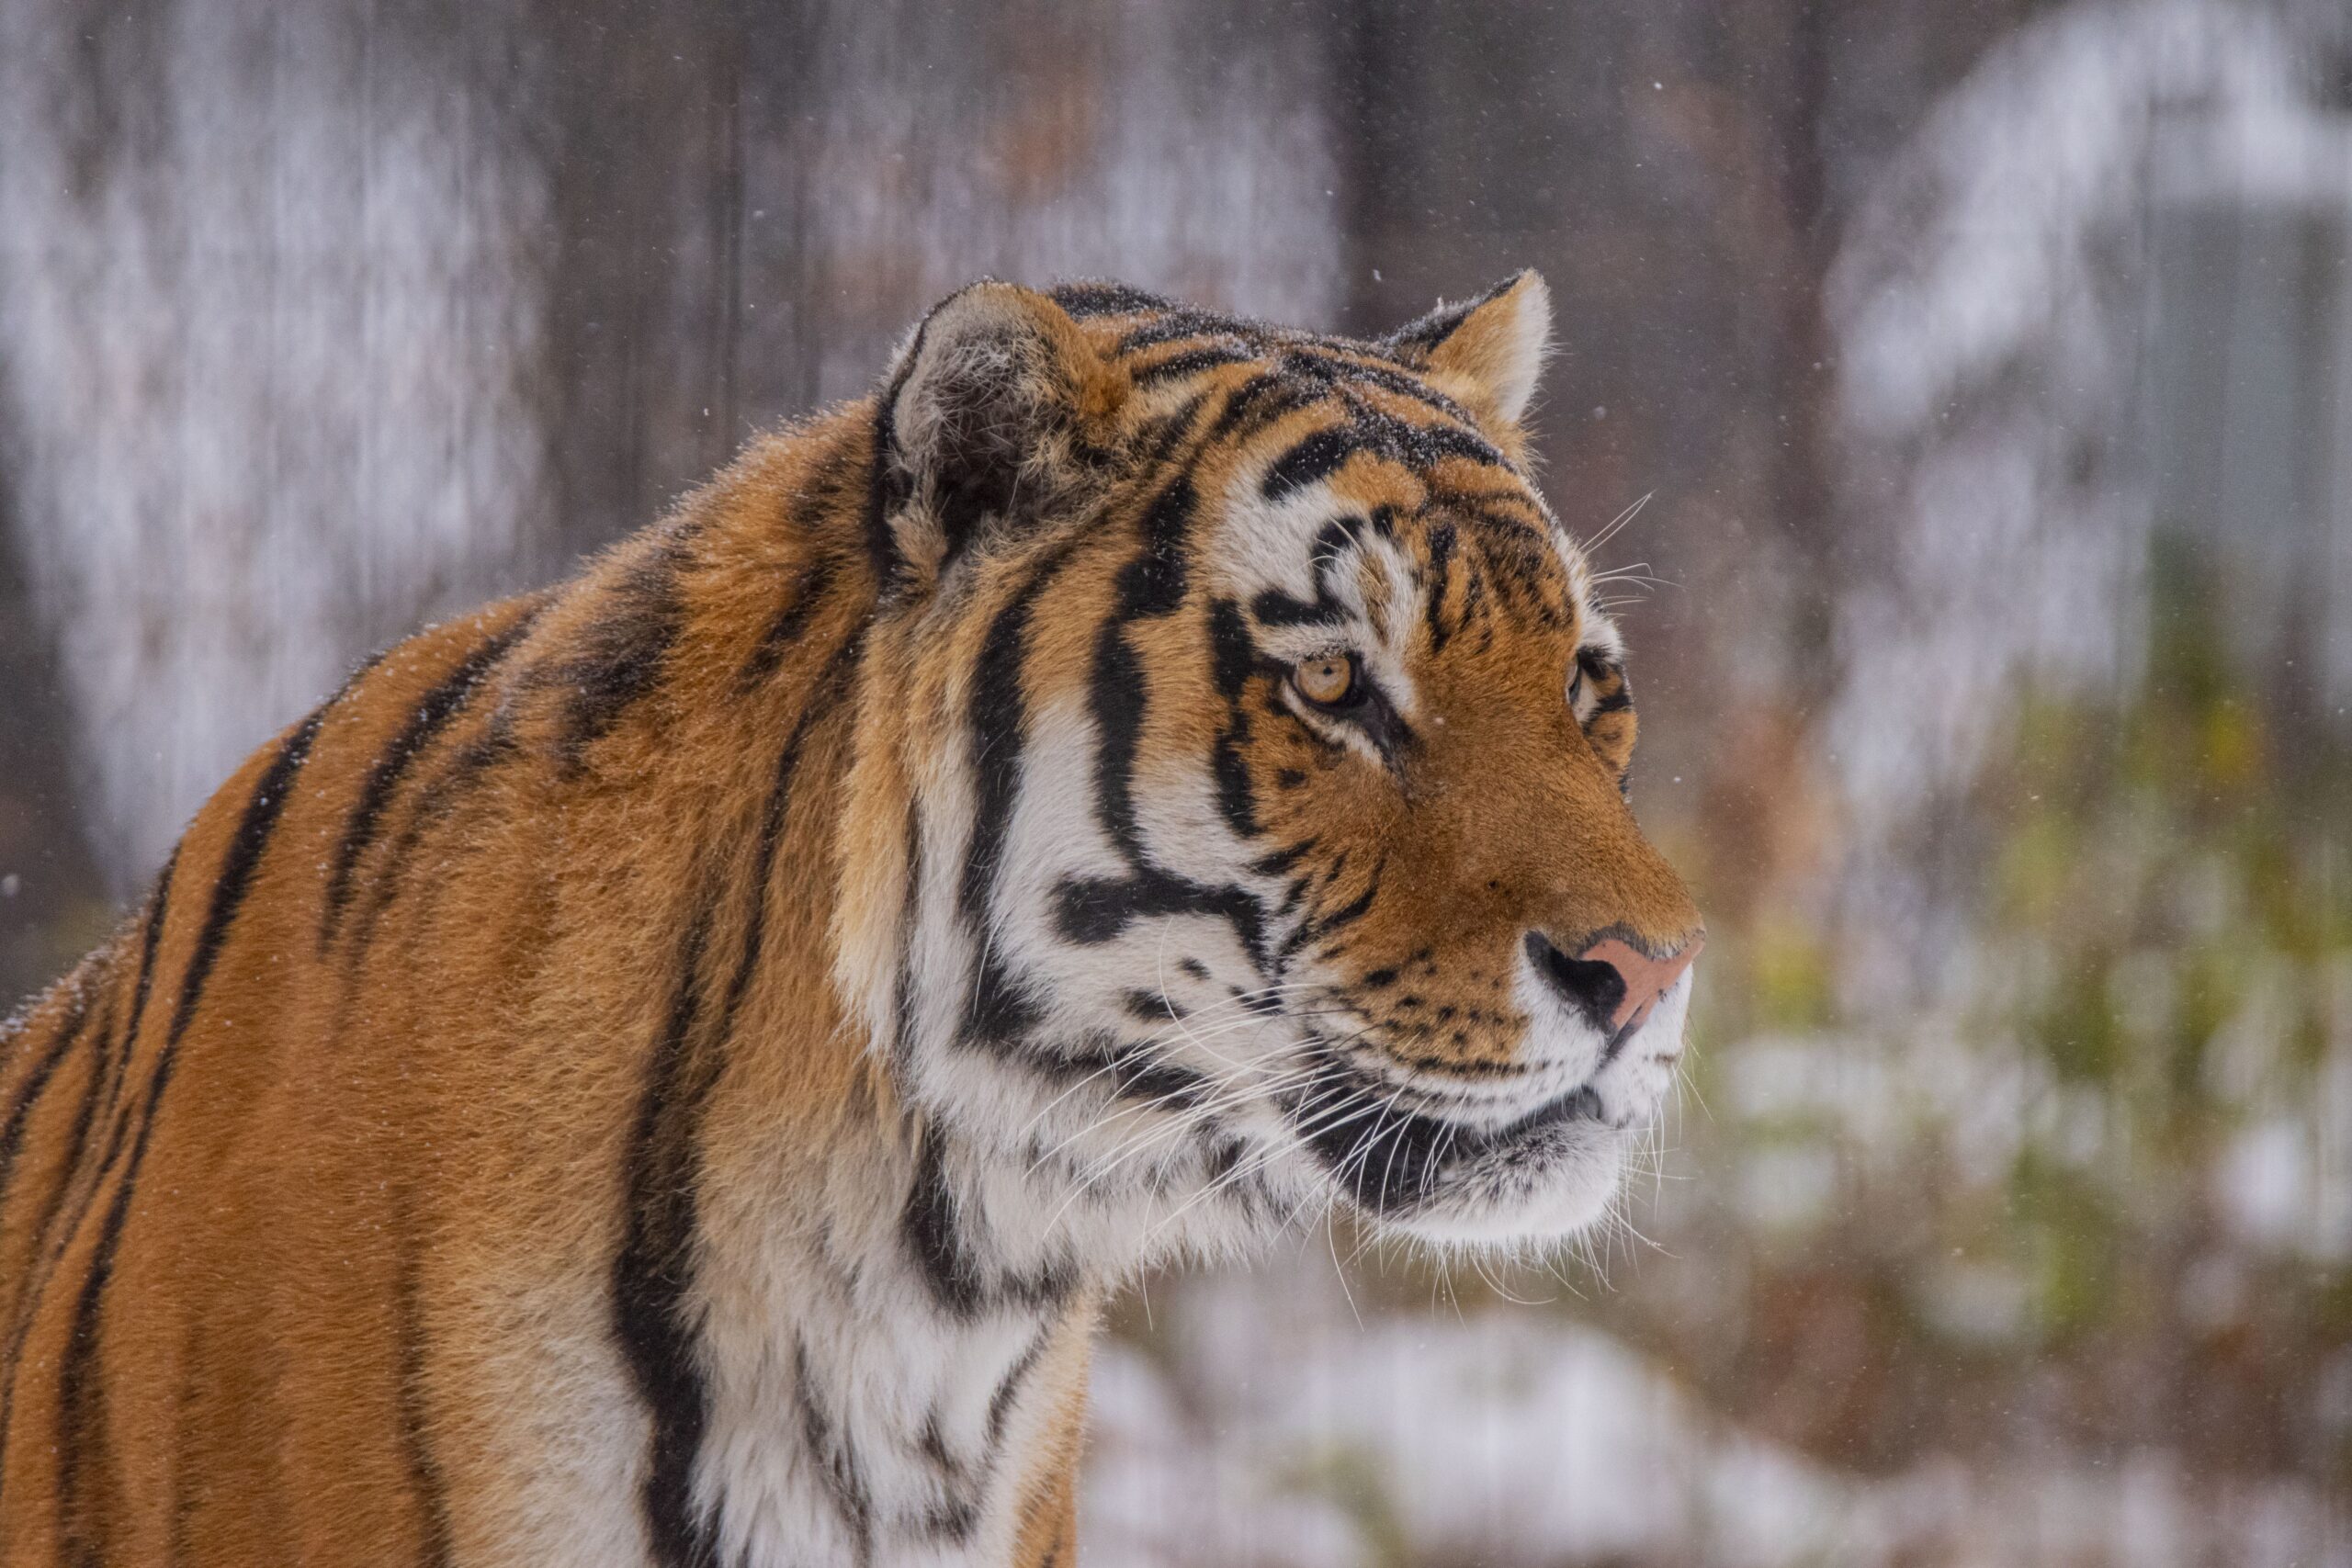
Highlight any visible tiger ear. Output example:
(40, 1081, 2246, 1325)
(1385, 270, 1553, 434)
(875, 281, 1128, 588)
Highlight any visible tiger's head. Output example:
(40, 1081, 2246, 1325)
(836, 275, 1702, 1265)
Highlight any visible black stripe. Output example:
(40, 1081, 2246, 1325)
(1261, 410, 1509, 502)
(1047, 874, 1265, 965)
(1276, 348, 1482, 425)
(886, 799, 927, 1077)
(1249, 590, 1340, 630)
(1046, 1034, 1214, 1112)
(321, 609, 542, 953)
(12, 990, 111, 1290)
(548, 546, 685, 777)
(1115, 476, 1193, 619)
(1457, 569, 1487, 649)
(1114, 310, 1243, 355)
(984, 1328, 1049, 1452)
(960, 566, 1050, 927)
(792, 1338, 875, 1563)
(1443, 502, 1552, 544)
(394, 1242, 455, 1567)
(1128, 344, 1256, 385)
(1121, 988, 1183, 1024)
(1250, 517, 1368, 631)
(992, 474, 1278, 980)
(86, 847, 177, 1139)
(164, 716, 325, 1055)
(721, 629, 866, 1032)
(902, 1124, 986, 1318)
(0, 985, 95, 1207)
(1577, 649, 1626, 685)
(901, 1126, 1073, 1320)
(964, 953, 1042, 1052)
(1206, 599, 1263, 842)
(1589, 689, 1634, 716)
(917, 1414, 969, 1535)
(955, 539, 1091, 1048)
(1207, 597, 1260, 703)
(1090, 476, 1194, 861)
(1201, 371, 1311, 447)
(119, 851, 176, 1077)
(1260, 423, 1361, 498)
(1423, 522, 1459, 654)
(914, 1322, 1055, 1542)
(611, 894, 723, 1568)
(341, 704, 523, 965)
(1048, 280, 1179, 320)
(1250, 840, 1317, 879)
(736, 551, 841, 689)
(738, 435, 863, 649)
(1232, 987, 1288, 1024)
(1314, 863, 1382, 939)
(54, 1068, 167, 1562)
(58, 704, 327, 1556)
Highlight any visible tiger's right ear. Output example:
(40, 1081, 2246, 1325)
(1384, 271, 1552, 452)
(872, 281, 1128, 592)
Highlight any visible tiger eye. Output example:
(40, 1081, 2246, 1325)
(1294, 653, 1358, 708)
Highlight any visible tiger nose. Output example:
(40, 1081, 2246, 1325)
(1525, 931, 1702, 1034)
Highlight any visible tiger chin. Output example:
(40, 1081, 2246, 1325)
(0, 272, 1702, 1566)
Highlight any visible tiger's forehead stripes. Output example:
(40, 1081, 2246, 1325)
(1036, 289, 1610, 693)
(1050, 281, 1507, 457)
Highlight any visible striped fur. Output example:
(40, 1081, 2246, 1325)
(0, 273, 1702, 1565)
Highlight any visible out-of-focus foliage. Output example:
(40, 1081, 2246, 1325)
(4, 0, 2349, 1562)
(1615, 530, 2352, 1483)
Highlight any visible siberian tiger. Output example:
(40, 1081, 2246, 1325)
(0, 272, 1702, 1566)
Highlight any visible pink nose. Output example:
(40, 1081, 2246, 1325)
(1578, 936, 1702, 1032)
(1527, 931, 1702, 1034)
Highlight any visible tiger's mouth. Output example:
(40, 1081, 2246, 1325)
(1273, 968, 1693, 1241)
(1281, 1036, 1611, 1216)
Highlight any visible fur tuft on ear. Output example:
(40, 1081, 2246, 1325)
(1385, 270, 1553, 435)
(873, 281, 1126, 590)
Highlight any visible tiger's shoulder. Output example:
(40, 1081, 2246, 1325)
(0, 406, 887, 1564)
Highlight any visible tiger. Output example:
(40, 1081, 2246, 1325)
(0, 271, 1702, 1566)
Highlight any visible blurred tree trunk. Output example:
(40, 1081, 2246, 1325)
(0, 458, 105, 1008)
(1332, 0, 2048, 930)
(0, 0, 1340, 925)
(516, 0, 1343, 551)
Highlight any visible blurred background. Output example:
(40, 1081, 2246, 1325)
(4, 0, 2350, 1561)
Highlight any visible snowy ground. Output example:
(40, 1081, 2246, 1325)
(1082, 1258, 2347, 1568)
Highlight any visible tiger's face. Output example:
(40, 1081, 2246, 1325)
(841, 274, 1702, 1263)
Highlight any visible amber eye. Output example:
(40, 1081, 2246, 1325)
(1293, 651, 1361, 709)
